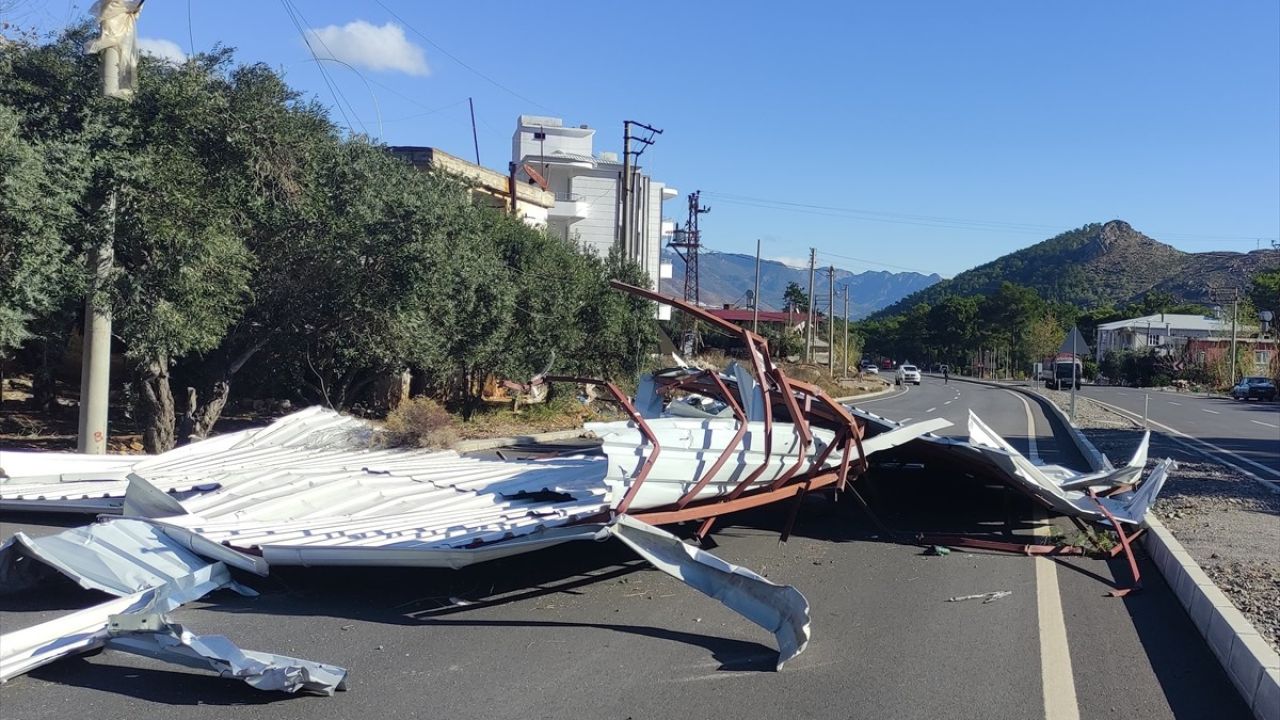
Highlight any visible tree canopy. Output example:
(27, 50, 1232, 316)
(1, 29, 656, 450)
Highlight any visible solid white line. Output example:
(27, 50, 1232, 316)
(852, 385, 910, 405)
(1087, 396, 1280, 489)
(1202, 409, 1220, 415)
(1004, 389, 1042, 463)
(1035, 513, 1080, 720)
(1251, 419, 1279, 429)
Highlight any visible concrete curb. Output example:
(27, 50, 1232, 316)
(834, 382, 896, 404)
(1144, 515, 1280, 719)
(954, 377, 1280, 718)
(454, 428, 592, 453)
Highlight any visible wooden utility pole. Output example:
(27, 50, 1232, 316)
(805, 249, 816, 363)
(468, 97, 480, 165)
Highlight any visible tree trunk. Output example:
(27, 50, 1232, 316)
(135, 355, 175, 453)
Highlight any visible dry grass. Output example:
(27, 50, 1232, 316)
(375, 397, 460, 449)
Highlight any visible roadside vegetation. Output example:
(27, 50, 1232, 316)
(0, 28, 655, 452)
(854, 270, 1280, 390)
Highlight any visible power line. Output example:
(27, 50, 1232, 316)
(372, 0, 550, 111)
(277, 0, 360, 136)
(280, 0, 370, 137)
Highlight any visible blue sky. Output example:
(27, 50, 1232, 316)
(9, 1, 1279, 277)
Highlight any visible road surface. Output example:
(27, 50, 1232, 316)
(1078, 385, 1280, 481)
(0, 380, 1251, 719)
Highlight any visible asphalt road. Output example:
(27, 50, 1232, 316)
(1077, 385, 1280, 481)
(0, 381, 1252, 719)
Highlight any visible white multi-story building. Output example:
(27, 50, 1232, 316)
(1093, 313, 1248, 362)
(512, 115, 677, 287)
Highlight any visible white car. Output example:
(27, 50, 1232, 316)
(895, 364, 921, 385)
(863, 365, 879, 375)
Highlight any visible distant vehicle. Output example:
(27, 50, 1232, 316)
(864, 365, 880, 375)
(1230, 377, 1277, 401)
(1040, 353, 1081, 390)
(895, 364, 921, 386)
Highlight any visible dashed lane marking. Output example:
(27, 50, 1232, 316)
(1202, 409, 1220, 415)
(1251, 419, 1279, 429)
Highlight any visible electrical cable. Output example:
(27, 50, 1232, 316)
(372, 0, 550, 111)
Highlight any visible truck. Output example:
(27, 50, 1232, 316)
(1039, 353, 1082, 390)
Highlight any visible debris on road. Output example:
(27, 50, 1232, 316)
(0, 283, 1178, 693)
(947, 591, 1013, 604)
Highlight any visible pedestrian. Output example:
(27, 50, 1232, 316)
(943, 365, 950, 384)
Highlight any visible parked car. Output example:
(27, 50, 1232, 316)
(895, 364, 921, 386)
(1230, 377, 1278, 401)
(863, 365, 880, 375)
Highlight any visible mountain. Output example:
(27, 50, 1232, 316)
(659, 250, 942, 319)
(871, 220, 1279, 317)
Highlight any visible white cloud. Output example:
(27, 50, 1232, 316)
(769, 255, 811, 269)
(304, 20, 428, 76)
(138, 37, 186, 64)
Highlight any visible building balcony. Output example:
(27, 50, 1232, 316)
(550, 192, 589, 220)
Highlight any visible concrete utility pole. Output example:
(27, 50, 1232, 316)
(805, 249, 816, 363)
(79, 0, 143, 453)
(620, 120, 661, 261)
(752, 239, 761, 334)
(1210, 286, 1243, 386)
(828, 265, 835, 376)
(842, 286, 850, 378)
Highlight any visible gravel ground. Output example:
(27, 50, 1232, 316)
(1034, 387, 1280, 654)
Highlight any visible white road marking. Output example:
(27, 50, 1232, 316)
(900, 418, 913, 423)
(852, 385, 910, 405)
(944, 400, 953, 405)
(1251, 419, 1279, 429)
(1004, 389, 1042, 463)
(926, 407, 936, 413)
(1202, 409, 1220, 415)
(1167, 401, 1182, 406)
(1086, 396, 1280, 490)
(1035, 513, 1081, 720)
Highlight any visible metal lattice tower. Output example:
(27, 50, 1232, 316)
(668, 190, 710, 304)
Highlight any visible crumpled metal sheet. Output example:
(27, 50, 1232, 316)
(965, 411, 1171, 525)
(607, 514, 811, 670)
(0, 563, 233, 682)
(106, 611, 347, 696)
(0, 518, 257, 597)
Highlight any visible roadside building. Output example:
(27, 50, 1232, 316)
(1183, 337, 1278, 377)
(387, 146, 554, 227)
(511, 115, 678, 288)
(1093, 313, 1247, 362)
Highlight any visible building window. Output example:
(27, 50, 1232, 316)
(1257, 350, 1273, 367)
(533, 131, 546, 140)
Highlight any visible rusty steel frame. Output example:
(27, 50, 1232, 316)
(588, 281, 1149, 596)
(542, 375, 660, 516)
(600, 282, 871, 537)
